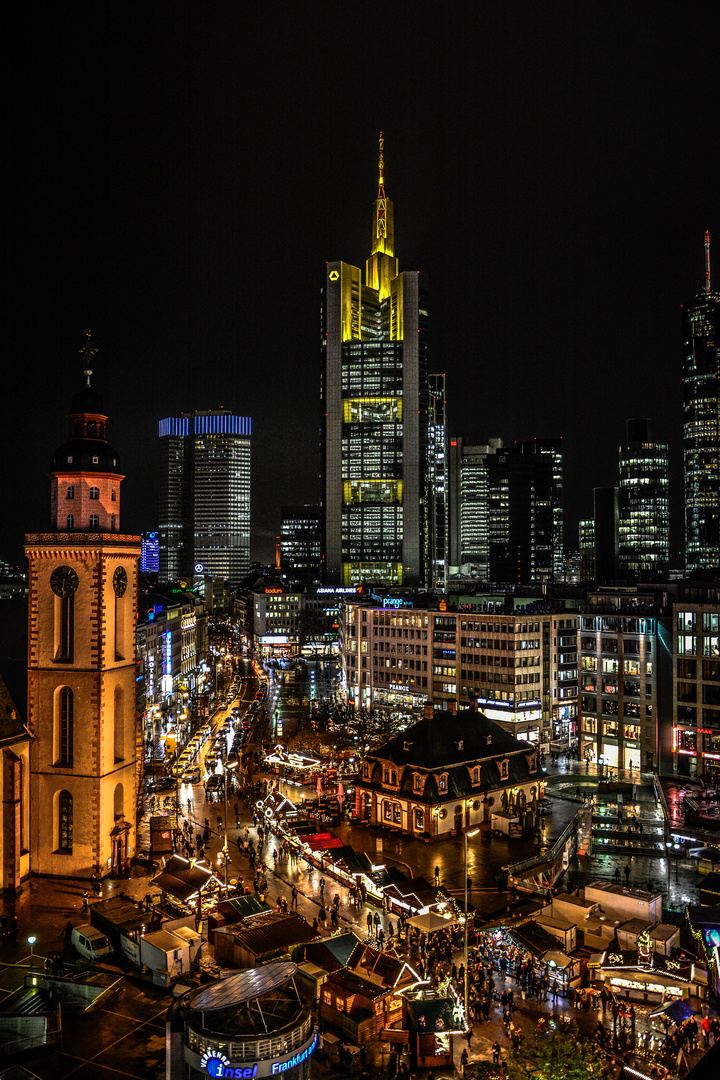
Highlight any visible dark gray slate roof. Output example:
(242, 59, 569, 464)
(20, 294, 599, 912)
(373, 709, 530, 768)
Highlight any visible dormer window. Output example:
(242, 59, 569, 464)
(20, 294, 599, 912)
(413, 773, 422, 792)
(66, 486, 74, 500)
(472, 767, 479, 783)
(527, 753, 538, 773)
(363, 763, 369, 779)
(92, 456, 99, 464)
(438, 773, 448, 792)
(499, 759, 509, 781)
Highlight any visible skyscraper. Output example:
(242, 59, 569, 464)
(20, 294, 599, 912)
(320, 136, 430, 587)
(485, 439, 563, 585)
(280, 505, 322, 587)
(158, 410, 251, 586)
(448, 437, 503, 580)
(427, 374, 448, 590)
(26, 338, 140, 878)
(683, 231, 719, 572)
(618, 418, 669, 579)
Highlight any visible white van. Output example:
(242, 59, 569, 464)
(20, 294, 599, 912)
(71, 923, 113, 960)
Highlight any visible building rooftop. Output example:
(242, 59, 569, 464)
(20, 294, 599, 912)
(371, 709, 531, 769)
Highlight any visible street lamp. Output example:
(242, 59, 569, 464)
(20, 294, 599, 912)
(27, 935, 36, 969)
(222, 754, 240, 891)
(463, 827, 480, 1030)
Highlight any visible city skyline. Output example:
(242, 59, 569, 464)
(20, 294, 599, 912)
(4, 5, 718, 569)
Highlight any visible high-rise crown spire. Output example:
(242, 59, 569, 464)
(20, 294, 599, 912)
(705, 230, 711, 294)
(370, 131, 394, 263)
(378, 131, 385, 200)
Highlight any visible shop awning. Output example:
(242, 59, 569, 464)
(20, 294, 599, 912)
(544, 948, 574, 969)
(151, 855, 218, 902)
(407, 912, 459, 934)
(303, 833, 336, 851)
(649, 999, 697, 1023)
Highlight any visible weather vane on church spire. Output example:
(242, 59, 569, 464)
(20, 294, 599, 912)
(79, 328, 97, 387)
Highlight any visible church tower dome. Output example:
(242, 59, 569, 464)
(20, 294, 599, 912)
(49, 331, 124, 533)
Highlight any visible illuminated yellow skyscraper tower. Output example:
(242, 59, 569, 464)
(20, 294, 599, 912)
(321, 136, 435, 587)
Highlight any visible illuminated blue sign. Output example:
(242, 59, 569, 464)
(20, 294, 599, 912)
(164, 631, 172, 676)
(200, 1034, 318, 1078)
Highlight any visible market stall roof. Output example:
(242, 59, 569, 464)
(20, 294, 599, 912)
(217, 895, 271, 922)
(264, 745, 319, 769)
(334, 849, 373, 875)
(649, 999, 697, 1022)
(305, 931, 363, 972)
(151, 855, 218, 901)
(384, 877, 448, 911)
(543, 948, 574, 969)
(508, 919, 559, 958)
(303, 832, 336, 851)
(371, 866, 406, 888)
(323, 967, 388, 1000)
(407, 912, 459, 934)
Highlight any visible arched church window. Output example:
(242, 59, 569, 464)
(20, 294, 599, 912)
(58, 790, 73, 852)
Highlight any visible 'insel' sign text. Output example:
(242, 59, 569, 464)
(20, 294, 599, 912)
(202, 1034, 318, 1077)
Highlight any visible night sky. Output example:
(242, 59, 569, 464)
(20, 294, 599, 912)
(4, 3, 718, 570)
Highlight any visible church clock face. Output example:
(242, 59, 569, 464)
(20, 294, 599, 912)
(112, 566, 128, 597)
(50, 565, 79, 597)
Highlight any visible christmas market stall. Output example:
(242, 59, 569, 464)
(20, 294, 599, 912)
(402, 979, 465, 1071)
(587, 928, 708, 1005)
(685, 905, 720, 995)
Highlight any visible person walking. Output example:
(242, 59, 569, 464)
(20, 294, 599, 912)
(460, 1048, 469, 1076)
(291, 885, 298, 908)
(624, 863, 631, 885)
(492, 1041, 501, 1065)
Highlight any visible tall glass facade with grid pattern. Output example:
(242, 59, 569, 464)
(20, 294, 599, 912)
(321, 143, 434, 587)
(158, 411, 251, 586)
(683, 239, 719, 572)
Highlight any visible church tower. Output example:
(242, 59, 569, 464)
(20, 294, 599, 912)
(25, 333, 141, 879)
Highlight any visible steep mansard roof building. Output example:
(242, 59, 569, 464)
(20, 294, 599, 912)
(353, 707, 545, 841)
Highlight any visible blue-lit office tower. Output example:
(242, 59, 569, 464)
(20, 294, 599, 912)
(321, 137, 430, 587)
(158, 411, 251, 586)
(141, 532, 160, 573)
(684, 231, 719, 572)
(618, 419, 669, 579)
